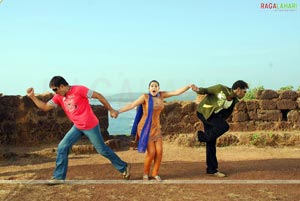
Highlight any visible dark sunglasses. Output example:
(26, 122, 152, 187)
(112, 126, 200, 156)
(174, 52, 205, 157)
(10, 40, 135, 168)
(52, 88, 58, 92)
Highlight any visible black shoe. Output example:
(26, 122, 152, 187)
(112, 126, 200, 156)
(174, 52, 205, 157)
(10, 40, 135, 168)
(197, 131, 206, 142)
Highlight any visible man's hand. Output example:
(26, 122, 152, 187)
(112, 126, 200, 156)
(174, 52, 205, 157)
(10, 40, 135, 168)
(26, 87, 35, 98)
(191, 84, 199, 92)
(110, 109, 119, 119)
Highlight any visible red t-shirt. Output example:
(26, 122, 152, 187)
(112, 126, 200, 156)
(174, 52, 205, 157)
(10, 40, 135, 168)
(49, 85, 98, 130)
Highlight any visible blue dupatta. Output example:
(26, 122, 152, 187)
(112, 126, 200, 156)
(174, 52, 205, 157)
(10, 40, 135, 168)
(130, 93, 154, 153)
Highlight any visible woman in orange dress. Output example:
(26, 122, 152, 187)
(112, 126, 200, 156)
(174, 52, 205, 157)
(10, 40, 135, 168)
(117, 80, 191, 181)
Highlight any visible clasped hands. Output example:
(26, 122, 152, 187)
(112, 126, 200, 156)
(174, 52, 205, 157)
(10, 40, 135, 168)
(190, 84, 199, 92)
(110, 109, 119, 119)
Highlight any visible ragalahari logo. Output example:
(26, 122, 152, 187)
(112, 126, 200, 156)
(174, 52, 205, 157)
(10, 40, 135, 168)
(260, 2, 298, 11)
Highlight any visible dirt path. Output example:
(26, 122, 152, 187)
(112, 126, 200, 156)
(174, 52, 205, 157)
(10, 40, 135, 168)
(1, 142, 300, 201)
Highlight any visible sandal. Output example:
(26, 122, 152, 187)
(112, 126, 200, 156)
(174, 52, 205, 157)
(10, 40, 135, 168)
(143, 175, 149, 180)
(151, 175, 162, 181)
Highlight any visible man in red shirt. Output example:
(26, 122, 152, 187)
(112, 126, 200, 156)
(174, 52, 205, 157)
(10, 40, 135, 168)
(27, 76, 130, 184)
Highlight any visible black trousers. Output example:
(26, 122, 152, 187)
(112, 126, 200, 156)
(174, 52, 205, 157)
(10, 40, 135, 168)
(197, 112, 229, 174)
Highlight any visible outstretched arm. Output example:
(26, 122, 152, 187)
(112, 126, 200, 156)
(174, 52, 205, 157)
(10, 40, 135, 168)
(191, 84, 222, 95)
(118, 95, 145, 114)
(26, 88, 54, 111)
(92, 91, 118, 118)
(161, 85, 191, 99)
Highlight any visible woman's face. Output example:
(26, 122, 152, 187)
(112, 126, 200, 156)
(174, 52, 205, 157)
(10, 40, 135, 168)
(149, 82, 160, 96)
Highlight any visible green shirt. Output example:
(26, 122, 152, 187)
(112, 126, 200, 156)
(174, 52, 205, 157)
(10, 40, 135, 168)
(197, 84, 239, 120)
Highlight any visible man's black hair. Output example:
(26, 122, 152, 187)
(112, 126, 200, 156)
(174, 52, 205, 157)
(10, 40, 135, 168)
(232, 80, 248, 90)
(49, 76, 69, 88)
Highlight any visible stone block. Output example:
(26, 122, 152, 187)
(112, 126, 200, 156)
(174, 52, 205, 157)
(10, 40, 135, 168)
(235, 101, 247, 111)
(248, 111, 258, 120)
(232, 111, 249, 122)
(257, 90, 279, 100)
(258, 110, 282, 121)
(279, 90, 298, 100)
(277, 100, 297, 110)
(287, 110, 300, 122)
(259, 100, 277, 110)
(246, 100, 259, 111)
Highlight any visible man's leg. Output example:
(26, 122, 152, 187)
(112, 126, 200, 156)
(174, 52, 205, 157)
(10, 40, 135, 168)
(196, 112, 208, 142)
(205, 116, 228, 177)
(53, 126, 82, 179)
(205, 115, 229, 142)
(83, 125, 129, 177)
(206, 138, 218, 174)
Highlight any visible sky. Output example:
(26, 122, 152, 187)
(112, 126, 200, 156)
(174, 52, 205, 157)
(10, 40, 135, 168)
(0, 0, 300, 96)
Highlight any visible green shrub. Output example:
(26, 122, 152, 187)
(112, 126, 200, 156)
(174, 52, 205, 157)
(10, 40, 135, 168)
(279, 85, 294, 91)
(244, 86, 265, 100)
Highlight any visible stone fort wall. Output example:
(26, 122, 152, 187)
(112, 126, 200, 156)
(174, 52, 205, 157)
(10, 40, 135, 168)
(161, 89, 300, 134)
(1, 89, 300, 146)
(0, 93, 108, 146)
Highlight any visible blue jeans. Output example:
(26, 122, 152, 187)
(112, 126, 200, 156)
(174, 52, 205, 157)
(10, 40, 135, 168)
(53, 125, 127, 179)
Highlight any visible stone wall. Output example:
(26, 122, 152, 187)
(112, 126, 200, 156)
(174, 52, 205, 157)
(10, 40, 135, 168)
(230, 89, 300, 131)
(161, 101, 199, 134)
(1, 90, 300, 146)
(0, 94, 109, 146)
(161, 90, 300, 135)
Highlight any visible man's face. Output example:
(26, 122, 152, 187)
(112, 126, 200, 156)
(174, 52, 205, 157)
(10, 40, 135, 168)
(50, 84, 66, 96)
(235, 87, 247, 99)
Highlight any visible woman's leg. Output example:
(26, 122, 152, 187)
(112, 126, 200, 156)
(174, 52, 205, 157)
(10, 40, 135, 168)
(53, 126, 83, 179)
(144, 141, 156, 175)
(151, 138, 163, 177)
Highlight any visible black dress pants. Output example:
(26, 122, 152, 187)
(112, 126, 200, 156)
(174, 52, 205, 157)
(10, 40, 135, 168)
(197, 112, 229, 174)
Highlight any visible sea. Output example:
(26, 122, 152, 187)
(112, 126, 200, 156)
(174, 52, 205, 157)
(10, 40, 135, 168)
(107, 101, 136, 135)
(90, 100, 136, 135)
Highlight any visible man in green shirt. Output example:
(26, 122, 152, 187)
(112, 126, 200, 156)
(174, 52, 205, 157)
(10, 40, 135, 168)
(191, 80, 248, 177)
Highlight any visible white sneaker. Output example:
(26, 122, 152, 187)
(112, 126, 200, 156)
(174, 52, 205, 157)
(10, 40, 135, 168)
(143, 175, 149, 180)
(47, 178, 65, 185)
(123, 164, 131, 180)
(152, 175, 162, 182)
(208, 171, 226, 178)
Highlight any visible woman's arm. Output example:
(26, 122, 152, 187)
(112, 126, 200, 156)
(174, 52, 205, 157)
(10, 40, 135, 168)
(118, 95, 145, 114)
(161, 85, 191, 99)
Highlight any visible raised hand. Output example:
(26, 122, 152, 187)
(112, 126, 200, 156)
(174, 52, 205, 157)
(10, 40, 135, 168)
(26, 87, 35, 98)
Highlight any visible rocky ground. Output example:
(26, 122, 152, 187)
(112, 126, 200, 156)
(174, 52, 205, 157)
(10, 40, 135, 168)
(0, 132, 300, 201)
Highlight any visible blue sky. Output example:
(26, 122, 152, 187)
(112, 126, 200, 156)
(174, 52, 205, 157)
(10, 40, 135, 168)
(1, 0, 299, 96)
